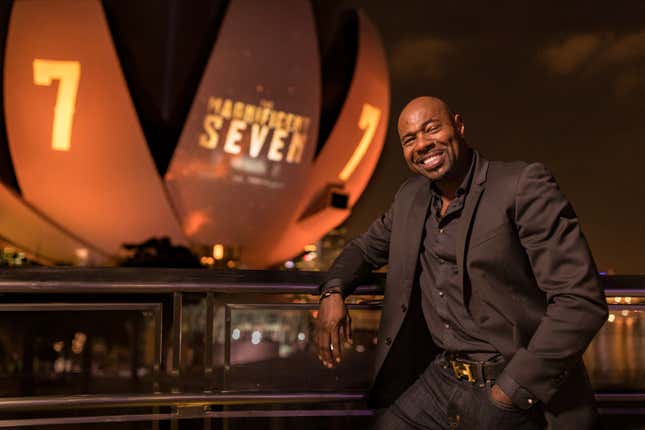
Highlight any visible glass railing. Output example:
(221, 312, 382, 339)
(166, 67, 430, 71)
(0, 268, 642, 429)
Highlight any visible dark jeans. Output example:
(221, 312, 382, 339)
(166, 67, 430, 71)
(372, 354, 546, 430)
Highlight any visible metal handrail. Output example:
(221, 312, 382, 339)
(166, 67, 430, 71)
(0, 392, 368, 411)
(0, 268, 642, 295)
(0, 391, 640, 412)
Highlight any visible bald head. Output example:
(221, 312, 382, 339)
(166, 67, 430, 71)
(397, 97, 454, 137)
(397, 96, 470, 186)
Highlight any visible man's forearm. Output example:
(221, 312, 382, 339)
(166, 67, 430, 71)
(321, 242, 377, 297)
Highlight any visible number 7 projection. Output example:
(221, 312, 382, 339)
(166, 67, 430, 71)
(338, 103, 381, 181)
(33, 59, 81, 152)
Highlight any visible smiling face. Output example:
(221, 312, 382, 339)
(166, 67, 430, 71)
(398, 97, 468, 183)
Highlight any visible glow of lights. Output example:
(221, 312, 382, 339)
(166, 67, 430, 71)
(53, 341, 64, 352)
(33, 59, 81, 151)
(54, 357, 65, 373)
(201, 256, 215, 266)
(74, 248, 88, 260)
(284, 260, 295, 269)
(338, 103, 381, 181)
(297, 332, 306, 341)
(303, 252, 317, 262)
(614, 297, 622, 303)
(621, 310, 629, 317)
(312, 310, 318, 319)
(356, 345, 366, 353)
(226, 260, 236, 269)
(303, 244, 317, 252)
(71, 332, 87, 354)
(608, 314, 616, 323)
(625, 297, 632, 304)
(213, 244, 224, 260)
(232, 328, 240, 340)
(251, 330, 262, 345)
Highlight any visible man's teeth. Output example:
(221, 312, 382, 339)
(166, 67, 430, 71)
(423, 154, 441, 165)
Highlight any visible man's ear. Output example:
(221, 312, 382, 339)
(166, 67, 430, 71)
(453, 113, 465, 138)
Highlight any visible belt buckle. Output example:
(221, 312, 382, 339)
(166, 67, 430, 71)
(450, 360, 476, 383)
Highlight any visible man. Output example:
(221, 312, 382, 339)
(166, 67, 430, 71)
(315, 96, 608, 429)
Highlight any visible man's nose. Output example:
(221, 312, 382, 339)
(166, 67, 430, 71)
(414, 132, 433, 152)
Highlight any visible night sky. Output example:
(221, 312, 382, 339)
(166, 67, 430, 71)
(318, 0, 645, 274)
(1, 1, 643, 272)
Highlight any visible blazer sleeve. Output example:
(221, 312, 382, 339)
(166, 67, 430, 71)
(498, 163, 608, 406)
(320, 182, 403, 297)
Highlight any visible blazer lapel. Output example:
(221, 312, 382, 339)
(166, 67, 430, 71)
(456, 155, 489, 297)
(401, 180, 432, 285)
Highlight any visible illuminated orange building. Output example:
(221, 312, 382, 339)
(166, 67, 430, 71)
(0, 0, 390, 268)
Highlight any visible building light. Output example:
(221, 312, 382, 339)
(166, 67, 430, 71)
(304, 244, 317, 252)
(71, 332, 87, 354)
(614, 297, 622, 303)
(297, 332, 306, 341)
(232, 328, 241, 340)
(74, 248, 89, 263)
(213, 244, 224, 260)
(303, 252, 317, 262)
(608, 314, 616, 323)
(284, 260, 295, 269)
(251, 330, 262, 345)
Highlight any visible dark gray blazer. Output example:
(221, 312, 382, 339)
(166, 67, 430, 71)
(324, 153, 608, 426)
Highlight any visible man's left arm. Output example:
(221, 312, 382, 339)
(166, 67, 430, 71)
(496, 162, 609, 408)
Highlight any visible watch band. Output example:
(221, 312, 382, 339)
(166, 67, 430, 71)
(319, 287, 343, 303)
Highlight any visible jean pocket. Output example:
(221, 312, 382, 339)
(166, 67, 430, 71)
(486, 387, 520, 413)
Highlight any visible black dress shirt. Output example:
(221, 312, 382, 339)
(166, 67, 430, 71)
(417, 150, 497, 358)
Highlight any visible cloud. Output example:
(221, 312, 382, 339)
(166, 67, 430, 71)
(390, 37, 455, 79)
(539, 30, 645, 74)
(539, 34, 601, 74)
(602, 30, 645, 65)
(538, 30, 645, 96)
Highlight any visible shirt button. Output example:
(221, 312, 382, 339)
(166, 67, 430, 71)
(438, 259, 445, 265)
(385, 337, 392, 346)
(401, 304, 407, 312)
(438, 291, 445, 297)
(527, 398, 534, 405)
(444, 323, 450, 329)
(439, 229, 444, 234)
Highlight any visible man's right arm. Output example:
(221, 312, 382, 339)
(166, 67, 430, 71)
(321, 203, 394, 297)
(315, 197, 395, 368)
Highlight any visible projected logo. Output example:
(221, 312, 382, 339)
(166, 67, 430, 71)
(1, 0, 389, 267)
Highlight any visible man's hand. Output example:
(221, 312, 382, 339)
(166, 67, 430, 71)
(491, 384, 514, 407)
(315, 293, 352, 368)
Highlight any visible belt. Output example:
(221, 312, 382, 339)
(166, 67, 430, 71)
(444, 352, 506, 387)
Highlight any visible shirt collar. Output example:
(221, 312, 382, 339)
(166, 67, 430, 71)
(430, 148, 476, 198)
